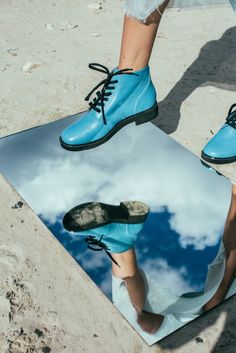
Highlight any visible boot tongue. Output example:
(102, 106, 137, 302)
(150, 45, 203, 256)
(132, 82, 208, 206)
(112, 67, 119, 73)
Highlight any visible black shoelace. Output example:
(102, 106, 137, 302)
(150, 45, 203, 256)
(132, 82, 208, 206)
(85, 63, 138, 125)
(85, 235, 120, 267)
(226, 103, 236, 128)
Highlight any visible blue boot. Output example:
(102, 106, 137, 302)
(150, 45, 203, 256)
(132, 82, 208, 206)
(63, 201, 149, 265)
(60, 63, 158, 151)
(202, 104, 236, 164)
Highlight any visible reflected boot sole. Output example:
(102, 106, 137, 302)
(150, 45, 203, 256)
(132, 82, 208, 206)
(201, 151, 236, 164)
(180, 292, 203, 298)
(200, 160, 223, 177)
(63, 201, 149, 231)
(60, 103, 158, 151)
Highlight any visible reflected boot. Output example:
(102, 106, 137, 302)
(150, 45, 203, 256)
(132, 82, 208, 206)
(60, 63, 158, 151)
(200, 160, 223, 176)
(201, 104, 236, 164)
(63, 201, 149, 266)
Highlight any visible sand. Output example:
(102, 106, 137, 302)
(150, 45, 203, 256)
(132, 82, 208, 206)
(1, 1, 236, 352)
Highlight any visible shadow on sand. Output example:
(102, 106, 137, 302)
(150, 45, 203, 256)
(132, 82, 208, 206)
(159, 295, 236, 352)
(153, 26, 236, 134)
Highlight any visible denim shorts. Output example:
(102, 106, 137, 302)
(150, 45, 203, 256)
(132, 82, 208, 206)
(124, 0, 236, 22)
(124, 0, 166, 21)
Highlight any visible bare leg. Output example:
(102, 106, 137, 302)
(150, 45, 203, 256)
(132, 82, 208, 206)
(118, 0, 170, 71)
(112, 248, 164, 334)
(203, 184, 236, 311)
(112, 249, 145, 313)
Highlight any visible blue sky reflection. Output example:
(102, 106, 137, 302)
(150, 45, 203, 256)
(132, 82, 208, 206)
(0, 113, 232, 342)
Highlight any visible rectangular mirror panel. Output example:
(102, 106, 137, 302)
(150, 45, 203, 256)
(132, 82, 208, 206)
(0, 115, 234, 345)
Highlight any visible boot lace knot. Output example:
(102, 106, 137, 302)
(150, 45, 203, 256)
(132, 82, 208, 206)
(85, 234, 120, 267)
(85, 63, 138, 125)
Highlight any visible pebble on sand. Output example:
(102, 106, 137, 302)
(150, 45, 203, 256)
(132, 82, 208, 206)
(45, 24, 55, 31)
(88, 3, 102, 11)
(22, 62, 41, 72)
(59, 20, 79, 30)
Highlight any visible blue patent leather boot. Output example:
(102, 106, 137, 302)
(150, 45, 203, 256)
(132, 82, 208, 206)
(60, 63, 158, 151)
(63, 201, 149, 265)
(202, 104, 236, 164)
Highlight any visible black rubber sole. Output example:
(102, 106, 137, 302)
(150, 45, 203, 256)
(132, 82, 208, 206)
(63, 201, 149, 231)
(60, 103, 158, 151)
(201, 151, 236, 164)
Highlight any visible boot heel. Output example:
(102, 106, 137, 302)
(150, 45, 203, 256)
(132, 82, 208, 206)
(120, 201, 149, 223)
(135, 103, 159, 126)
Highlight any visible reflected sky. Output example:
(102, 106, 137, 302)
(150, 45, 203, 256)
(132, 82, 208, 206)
(0, 113, 232, 342)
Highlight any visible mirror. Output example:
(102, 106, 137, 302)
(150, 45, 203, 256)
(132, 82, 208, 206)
(0, 114, 235, 345)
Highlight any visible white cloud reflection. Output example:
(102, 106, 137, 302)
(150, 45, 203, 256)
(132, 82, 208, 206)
(143, 258, 195, 297)
(0, 119, 232, 344)
(1, 120, 230, 250)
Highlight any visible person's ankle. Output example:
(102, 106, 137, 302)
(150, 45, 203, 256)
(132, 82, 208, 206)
(118, 63, 149, 72)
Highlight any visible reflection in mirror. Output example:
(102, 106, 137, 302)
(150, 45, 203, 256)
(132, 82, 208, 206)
(62, 185, 236, 343)
(0, 114, 234, 345)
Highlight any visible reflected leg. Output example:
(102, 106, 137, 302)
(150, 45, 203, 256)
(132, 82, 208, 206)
(203, 184, 236, 311)
(112, 249, 164, 334)
(112, 249, 145, 313)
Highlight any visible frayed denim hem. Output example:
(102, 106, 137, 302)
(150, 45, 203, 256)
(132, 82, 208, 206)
(124, 0, 167, 22)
